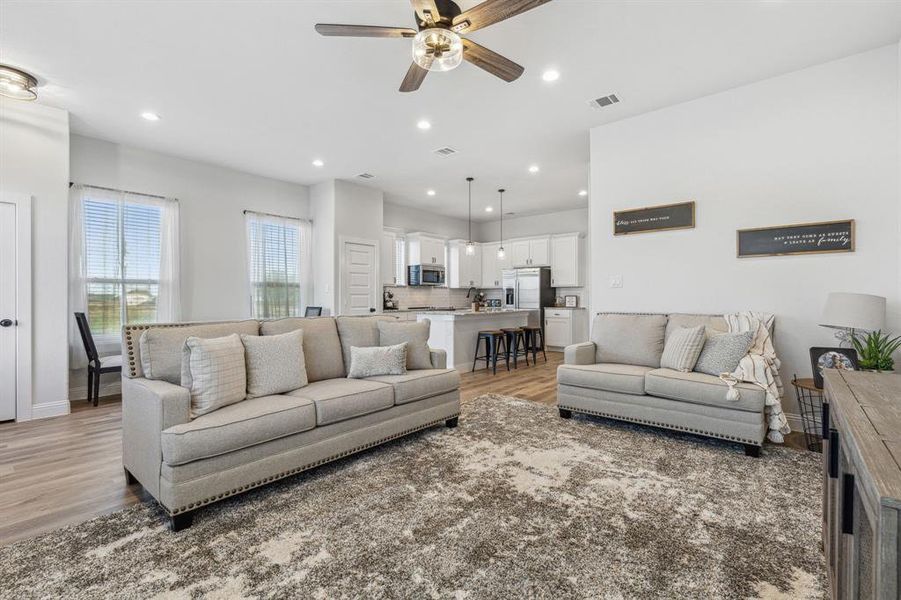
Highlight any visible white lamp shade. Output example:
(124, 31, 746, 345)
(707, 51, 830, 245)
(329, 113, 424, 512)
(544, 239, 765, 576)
(820, 292, 886, 331)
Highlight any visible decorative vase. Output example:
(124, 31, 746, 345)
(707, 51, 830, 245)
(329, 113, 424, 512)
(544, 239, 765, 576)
(472, 302, 480, 312)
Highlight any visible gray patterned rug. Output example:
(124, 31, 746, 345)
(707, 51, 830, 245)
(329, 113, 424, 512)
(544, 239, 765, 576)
(1, 394, 825, 599)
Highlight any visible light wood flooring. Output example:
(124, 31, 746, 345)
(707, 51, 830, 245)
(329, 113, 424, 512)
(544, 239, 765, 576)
(0, 351, 806, 546)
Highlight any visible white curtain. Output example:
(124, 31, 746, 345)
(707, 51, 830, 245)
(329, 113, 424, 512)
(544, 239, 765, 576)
(299, 218, 313, 313)
(144, 194, 181, 323)
(68, 185, 89, 369)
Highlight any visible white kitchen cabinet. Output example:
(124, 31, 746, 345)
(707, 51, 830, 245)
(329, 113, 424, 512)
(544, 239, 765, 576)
(510, 240, 531, 267)
(510, 237, 550, 267)
(550, 233, 582, 287)
(407, 234, 446, 266)
(380, 231, 400, 286)
(544, 308, 589, 349)
(481, 242, 511, 288)
(448, 240, 482, 288)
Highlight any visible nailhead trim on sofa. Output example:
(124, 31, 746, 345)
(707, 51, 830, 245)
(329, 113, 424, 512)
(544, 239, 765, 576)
(165, 413, 460, 516)
(558, 405, 760, 446)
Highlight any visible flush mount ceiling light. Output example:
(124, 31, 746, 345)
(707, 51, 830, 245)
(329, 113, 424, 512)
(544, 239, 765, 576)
(528, 165, 539, 174)
(0, 64, 38, 101)
(485, 206, 493, 212)
(465, 177, 475, 255)
(541, 69, 559, 82)
(496, 188, 506, 259)
(578, 189, 588, 197)
(417, 119, 432, 130)
(427, 189, 436, 196)
(312, 159, 325, 167)
(413, 28, 463, 72)
(141, 112, 161, 121)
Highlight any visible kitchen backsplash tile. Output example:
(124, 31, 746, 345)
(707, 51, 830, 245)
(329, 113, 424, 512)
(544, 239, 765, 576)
(384, 286, 475, 309)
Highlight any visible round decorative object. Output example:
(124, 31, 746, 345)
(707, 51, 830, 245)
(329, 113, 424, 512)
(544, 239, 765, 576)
(412, 28, 463, 72)
(0, 64, 38, 101)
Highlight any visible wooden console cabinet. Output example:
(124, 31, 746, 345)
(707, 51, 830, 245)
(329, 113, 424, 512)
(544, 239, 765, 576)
(823, 370, 901, 599)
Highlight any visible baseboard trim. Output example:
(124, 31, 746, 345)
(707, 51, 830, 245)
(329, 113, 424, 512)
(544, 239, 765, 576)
(30, 400, 71, 420)
(69, 381, 121, 402)
(784, 412, 804, 433)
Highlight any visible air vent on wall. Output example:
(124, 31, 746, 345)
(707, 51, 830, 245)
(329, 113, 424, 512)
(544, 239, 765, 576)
(589, 93, 620, 109)
(356, 172, 376, 179)
(433, 146, 458, 157)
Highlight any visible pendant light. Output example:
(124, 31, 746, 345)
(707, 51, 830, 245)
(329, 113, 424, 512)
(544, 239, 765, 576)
(496, 188, 506, 259)
(465, 177, 475, 255)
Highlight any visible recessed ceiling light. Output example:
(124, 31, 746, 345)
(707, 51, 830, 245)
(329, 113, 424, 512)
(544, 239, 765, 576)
(426, 189, 436, 196)
(578, 190, 588, 197)
(141, 112, 161, 121)
(541, 69, 560, 82)
(417, 119, 431, 130)
(485, 206, 493, 212)
(528, 165, 539, 174)
(312, 159, 324, 167)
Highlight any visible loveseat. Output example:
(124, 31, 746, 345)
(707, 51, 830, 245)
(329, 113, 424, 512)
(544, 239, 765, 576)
(557, 312, 770, 455)
(121, 315, 460, 530)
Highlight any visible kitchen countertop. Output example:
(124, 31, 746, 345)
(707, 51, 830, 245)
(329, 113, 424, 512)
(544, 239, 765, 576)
(385, 308, 532, 317)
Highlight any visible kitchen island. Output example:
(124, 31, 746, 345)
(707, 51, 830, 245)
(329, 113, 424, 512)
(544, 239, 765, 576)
(414, 309, 532, 371)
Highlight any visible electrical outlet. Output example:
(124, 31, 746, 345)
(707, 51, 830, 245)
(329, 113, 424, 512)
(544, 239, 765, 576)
(609, 275, 623, 288)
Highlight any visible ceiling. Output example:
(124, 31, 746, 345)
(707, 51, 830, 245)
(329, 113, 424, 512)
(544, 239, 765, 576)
(3, 1, 900, 221)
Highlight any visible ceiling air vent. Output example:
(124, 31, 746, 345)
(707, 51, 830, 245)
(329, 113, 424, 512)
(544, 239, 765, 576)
(356, 172, 376, 179)
(589, 94, 620, 109)
(433, 146, 458, 157)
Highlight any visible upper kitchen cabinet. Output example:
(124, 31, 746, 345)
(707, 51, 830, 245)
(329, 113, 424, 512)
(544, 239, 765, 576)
(550, 233, 583, 287)
(407, 233, 446, 267)
(380, 230, 403, 286)
(510, 237, 550, 267)
(480, 242, 511, 288)
(448, 240, 482, 289)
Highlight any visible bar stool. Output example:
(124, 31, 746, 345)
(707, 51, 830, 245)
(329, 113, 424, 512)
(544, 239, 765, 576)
(501, 327, 529, 369)
(472, 330, 508, 375)
(523, 325, 547, 364)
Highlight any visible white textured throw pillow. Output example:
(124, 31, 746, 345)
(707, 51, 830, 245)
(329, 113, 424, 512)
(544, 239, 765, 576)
(347, 343, 407, 379)
(694, 331, 755, 376)
(240, 329, 308, 398)
(181, 333, 247, 418)
(660, 325, 706, 372)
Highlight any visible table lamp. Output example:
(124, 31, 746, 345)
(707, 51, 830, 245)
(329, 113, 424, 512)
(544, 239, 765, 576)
(820, 292, 886, 339)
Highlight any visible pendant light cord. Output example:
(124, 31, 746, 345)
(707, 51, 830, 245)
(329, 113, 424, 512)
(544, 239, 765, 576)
(466, 177, 473, 243)
(498, 188, 505, 246)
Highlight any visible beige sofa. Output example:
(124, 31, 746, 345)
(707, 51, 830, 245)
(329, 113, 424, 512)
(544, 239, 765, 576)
(557, 312, 770, 456)
(121, 315, 460, 531)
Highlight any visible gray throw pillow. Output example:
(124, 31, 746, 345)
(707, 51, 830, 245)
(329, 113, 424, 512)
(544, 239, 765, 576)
(347, 343, 407, 379)
(378, 319, 432, 370)
(181, 334, 247, 418)
(694, 331, 754, 376)
(591, 313, 667, 368)
(240, 329, 308, 398)
(660, 325, 706, 372)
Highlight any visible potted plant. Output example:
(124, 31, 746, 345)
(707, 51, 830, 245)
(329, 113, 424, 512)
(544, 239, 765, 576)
(851, 330, 901, 372)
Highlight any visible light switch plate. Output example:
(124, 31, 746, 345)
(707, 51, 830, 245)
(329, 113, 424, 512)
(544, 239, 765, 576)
(609, 275, 623, 288)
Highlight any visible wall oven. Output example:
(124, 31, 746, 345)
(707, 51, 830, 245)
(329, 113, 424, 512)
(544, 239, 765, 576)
(408, 264, 446, 286)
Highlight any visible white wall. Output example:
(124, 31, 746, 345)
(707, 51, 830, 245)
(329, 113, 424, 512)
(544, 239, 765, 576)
(311, 180, 336, 315)
(477, 207, 588, 242)
(0, 99, 71, 419)
(589, 45, 899, 416)
(383, 200, 470, 240)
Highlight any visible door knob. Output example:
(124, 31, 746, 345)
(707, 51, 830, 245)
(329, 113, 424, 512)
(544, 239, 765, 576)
(0, 319, 14, 327)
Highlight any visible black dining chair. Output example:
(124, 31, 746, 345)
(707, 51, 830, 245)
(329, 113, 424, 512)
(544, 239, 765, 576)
(304, 306, 323, 317)
(74, 312, 123, 406)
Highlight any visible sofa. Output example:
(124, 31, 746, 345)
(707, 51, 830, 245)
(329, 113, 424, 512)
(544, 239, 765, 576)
(557, 312, 770, 456)
(121, 315, 460, 531)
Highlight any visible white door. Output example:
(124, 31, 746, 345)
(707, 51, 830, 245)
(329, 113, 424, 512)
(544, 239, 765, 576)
(529, 238, 550, 266)
(510, 240, 531, 267)
(481, 243, 499, 287)
(0, 202, 17, 420)
(545, 316, 571, 348)
(342, 241, 377, 315)
(551, 234, 578, 287)
(379, 232, 397, 286)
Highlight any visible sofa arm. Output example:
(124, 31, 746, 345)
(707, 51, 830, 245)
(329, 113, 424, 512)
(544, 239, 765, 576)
(564, 342, 596, 365)
(429, 348, 448, 369)
(122, 377, 191, 498)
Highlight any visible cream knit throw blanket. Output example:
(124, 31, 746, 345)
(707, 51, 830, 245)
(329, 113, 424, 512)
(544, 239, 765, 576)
(720, 312, 791, 443)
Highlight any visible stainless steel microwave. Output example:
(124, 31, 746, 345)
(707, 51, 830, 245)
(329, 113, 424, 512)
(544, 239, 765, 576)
(408, 264, 445, 286)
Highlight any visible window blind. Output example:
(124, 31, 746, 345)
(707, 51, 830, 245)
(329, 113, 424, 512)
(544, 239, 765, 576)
(246, 213, 305, 318)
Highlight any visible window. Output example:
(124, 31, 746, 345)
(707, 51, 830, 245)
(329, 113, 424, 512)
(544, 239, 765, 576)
(394, 236, 406, 286)
(246, 212, 311, 318)
(82, 195, 163, 337)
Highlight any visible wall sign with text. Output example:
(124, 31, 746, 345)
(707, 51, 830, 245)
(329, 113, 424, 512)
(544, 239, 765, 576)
(736, 219, 855, 258)
(613, 201, 695, 235)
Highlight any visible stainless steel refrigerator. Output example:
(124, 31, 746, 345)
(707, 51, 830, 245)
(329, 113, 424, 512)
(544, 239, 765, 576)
(502, 267, 556, 329)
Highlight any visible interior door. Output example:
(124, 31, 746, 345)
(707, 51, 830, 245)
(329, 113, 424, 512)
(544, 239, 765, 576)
(343, 241, 377, 315)
(0, 201, 17, 421)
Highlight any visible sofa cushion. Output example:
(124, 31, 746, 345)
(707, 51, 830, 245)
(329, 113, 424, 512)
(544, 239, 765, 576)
(660, 325, 706, 372)
(289, 378, 394, 426)
(181, 334, 247, 418)
(557, 363, 654, 396)
(139, 320, 259, 384)
(591, 313, 667, 368)
(336, 316, 395, 371)
(665, 314, 728, 342)
(260, 317, 345, 382)
(378, 319, 432, 370)
(161, 394, 316, 466)
(644, 368, 765, 412)
(366, 369, 460, 405)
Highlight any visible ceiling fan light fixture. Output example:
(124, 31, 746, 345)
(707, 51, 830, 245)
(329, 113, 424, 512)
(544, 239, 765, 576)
(412, 28, 463, 72)
(0, 64, 38, 101)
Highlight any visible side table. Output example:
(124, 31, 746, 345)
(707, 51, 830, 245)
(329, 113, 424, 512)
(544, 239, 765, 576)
(790, 375, 823, 453)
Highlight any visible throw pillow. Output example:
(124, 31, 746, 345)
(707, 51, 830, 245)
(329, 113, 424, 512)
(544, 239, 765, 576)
(659, 325, 706, 372)
(347, 343, 407, 379)
(181, 333, 247, 418)
(694, 331, 755, 376)
(378, 319, 432, 370)
(240, 329, 308, 398)
(336, 316, 394, 373)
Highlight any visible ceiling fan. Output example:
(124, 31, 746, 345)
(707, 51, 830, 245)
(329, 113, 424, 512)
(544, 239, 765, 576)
(315, 0, 552, 92)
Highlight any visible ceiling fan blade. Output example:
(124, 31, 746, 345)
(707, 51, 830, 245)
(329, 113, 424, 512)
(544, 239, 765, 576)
(461, 39, 524, 82)
(315, 24, 417, 38)
(452, 0, 551, 33)
(400, 62, 429, 92)
(410, 0, 441, 26)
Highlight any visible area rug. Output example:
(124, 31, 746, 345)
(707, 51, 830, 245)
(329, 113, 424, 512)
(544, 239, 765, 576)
(0, 394, 825, 599)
